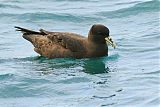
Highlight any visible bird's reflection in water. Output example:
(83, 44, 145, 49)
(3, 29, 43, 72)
(19, 56, 112, 75)
(82, 58, 110, 74)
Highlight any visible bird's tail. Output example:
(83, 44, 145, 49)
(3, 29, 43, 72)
(15, 26, 42, 35)
(15, 26, 47, 43)
(15, 26, 40, 43)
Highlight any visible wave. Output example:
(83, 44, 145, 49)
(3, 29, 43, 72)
(0, 4, 21, 9)
(0, 12, 99, 22)
(0, 73, 14, 80)
(96, 0, 160, 18)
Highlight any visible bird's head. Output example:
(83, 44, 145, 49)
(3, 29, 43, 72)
(88, 24, 116, 49)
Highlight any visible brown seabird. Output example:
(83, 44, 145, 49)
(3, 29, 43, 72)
(15, 24, 116, 58)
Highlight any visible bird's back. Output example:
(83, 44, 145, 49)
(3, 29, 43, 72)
(15, 27, 87, 58)
(35, 32, 87, 58)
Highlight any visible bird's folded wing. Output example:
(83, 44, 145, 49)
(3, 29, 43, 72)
(46, 32, 85, 52)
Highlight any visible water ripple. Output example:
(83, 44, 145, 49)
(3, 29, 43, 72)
(96, 0, 160, 18)
(0, 12, 99, 22)
(0, 4, 21, 9)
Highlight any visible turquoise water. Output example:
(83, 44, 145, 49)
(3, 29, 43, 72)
(0, 0, 160, 107)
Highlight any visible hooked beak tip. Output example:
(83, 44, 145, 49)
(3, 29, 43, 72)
(105, 36, 116, 49)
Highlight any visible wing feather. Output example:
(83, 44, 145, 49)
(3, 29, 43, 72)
(47, 32, 86, 52)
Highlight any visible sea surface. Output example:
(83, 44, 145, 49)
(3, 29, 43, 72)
(0, 0, 159, 107)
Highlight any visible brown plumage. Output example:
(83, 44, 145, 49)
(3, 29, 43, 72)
(15, 24, 116, 58)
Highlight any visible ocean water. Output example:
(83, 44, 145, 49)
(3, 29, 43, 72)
(0, 0, 159, 107)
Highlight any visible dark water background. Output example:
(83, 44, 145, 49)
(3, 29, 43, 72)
(0, 0, 159, 107)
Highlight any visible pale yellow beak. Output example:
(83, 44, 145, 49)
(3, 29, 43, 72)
(105, 36, 116, 49)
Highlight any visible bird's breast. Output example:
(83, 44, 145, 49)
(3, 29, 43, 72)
(86, 42, 108, 57)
